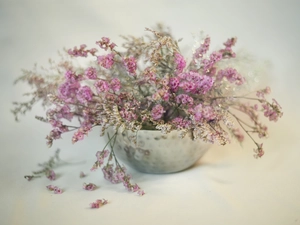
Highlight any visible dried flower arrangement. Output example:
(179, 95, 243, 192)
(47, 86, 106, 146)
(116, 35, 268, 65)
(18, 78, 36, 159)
(13, 25, 282, 203)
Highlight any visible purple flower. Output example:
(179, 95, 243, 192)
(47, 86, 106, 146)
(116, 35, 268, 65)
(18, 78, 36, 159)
(72, 130, 84, 143)
(253, 143, 264, 159)
(85, 67, 97, 79)
(151, 104, 165, 120)
(176, 94, 194, 106)
(58, 81, 80, 103)
(120, 108, 137, 121)
(172, 117, 191, 129)
(179, 81, 196, 93)
(217, 68, 244, 85)
(209, 51, 222, 63)
(96, 37, 113, 51)
(68, 44, 89, 57)
(90, 199, 108, 209)
(174, 53, 186, 74)
(65, 70, 77, 81)
(169, 77, 180, 92)
(256, 86, 271, 99)
(193, 36, 210, 60)
(46, 170, 56, 181)
(97, 53, 114, 69)
(83, 182, 97, 191)
(110, 78, 121, 92)
(46, 185, 63, 194)
(219, 37, 237, 58)
(202, 105, 216, 120)
(198, 75, 214, 94)
(94, 80, 110, 93)
(123, 57, 137, 75)
(262, 99, 283, 122)
(49, 129, 62, 140)
(76, 86, 93, 104)
(53, 186, 63, 194)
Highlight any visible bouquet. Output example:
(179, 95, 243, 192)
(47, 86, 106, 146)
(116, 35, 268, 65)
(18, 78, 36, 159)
(13, 24, 283, 198)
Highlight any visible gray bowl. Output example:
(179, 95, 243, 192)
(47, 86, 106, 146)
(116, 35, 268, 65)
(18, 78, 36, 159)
(105, 129, 211, 174)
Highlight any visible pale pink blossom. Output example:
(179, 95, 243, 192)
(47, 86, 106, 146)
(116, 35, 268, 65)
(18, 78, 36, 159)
(151, 104, 165, 120)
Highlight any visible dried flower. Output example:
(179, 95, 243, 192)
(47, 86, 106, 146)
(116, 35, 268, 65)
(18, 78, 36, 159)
(83, 183, 97, 191)
(46, 185, 63, 194)
(90, 199, 108, 209)
(14, 24, 283, 203)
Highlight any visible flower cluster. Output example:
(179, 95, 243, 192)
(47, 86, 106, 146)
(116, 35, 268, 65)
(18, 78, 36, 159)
(90, 199, 108, 209)
(91, 139, 144, 196)
(46, 185, 63, 194)
(14, 25, 283, 192)
(83, 183, 97, 191)
(24, 149, 60, 181)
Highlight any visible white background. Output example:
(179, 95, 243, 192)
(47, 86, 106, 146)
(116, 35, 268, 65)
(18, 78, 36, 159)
(1, 0, 300, 224)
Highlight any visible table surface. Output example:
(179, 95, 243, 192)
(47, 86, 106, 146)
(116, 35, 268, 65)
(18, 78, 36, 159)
(1, 1, 300, 225)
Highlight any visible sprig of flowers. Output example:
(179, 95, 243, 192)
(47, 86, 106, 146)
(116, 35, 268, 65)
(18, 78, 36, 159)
(24, 149, 60, 181)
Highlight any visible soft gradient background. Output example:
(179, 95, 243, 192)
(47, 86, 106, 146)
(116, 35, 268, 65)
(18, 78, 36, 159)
(1, 0, 300, 225)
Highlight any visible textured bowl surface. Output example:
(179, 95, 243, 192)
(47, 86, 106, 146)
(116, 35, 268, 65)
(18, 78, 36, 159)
(106, 129, 211, 174)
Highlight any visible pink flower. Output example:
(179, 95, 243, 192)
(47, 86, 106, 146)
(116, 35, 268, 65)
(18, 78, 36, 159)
(179, 81, 196, 93)
(72, 130, 84, 143)
(262, 99, 282, 122)
(198, 75, 214, 94)
(193, 104, 203, 121)
(83, 182, 97, 191)
(120, 108, 137, 121)
(65, 70, 77, 81)
(193, 36, 210, 60)
(97, 53, 114, 69)
(46, 170, 56, 181)
(90, 199, 108, 209)
(76, 86, 93, 104)
(169, 77, 180, 92)
(110, 78, 121, 92)
(174, 53, 186, 74)
(176, 94, 194, 106)
(256, 86, 271, 98)
(85, 67, 97, 79)
(94, 80, 110, 93)
(46, 185, 63, 194)
(68, 44, 89, 57)
(202, 105, 216, 120)
(202, 59, 212, 71)
(217, 68, 244, 85)
(58, 81, 80, 103)
(96, 37, 111, 51)
(209, 51, 222, 63)
(172, 117, 191, 129)
(53, 187, 63, 194)
(254, 143, 264, 158)
(48, 129, 62, 140)
(151, 104, 165, 120)
(96, 37, 116, 50)
(58, 105, 73, 121)
(123, 57, 137, 74)
(219, 37, 237, 58)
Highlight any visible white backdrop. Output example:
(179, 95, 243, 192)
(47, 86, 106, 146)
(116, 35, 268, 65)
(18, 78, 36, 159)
(1, 0, 300, 225)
